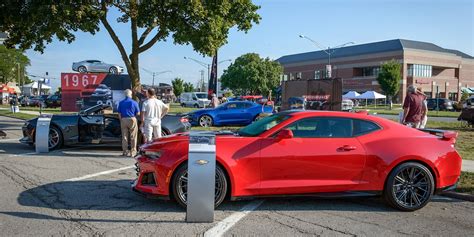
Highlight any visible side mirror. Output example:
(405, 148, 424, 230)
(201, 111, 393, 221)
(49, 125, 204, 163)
(276, 129, 294, 140)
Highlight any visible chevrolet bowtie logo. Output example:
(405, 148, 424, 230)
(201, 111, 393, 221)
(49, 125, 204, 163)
(195, 159, 209, 165)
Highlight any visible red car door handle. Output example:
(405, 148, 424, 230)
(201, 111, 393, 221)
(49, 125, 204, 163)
(341, 145, 357, 151)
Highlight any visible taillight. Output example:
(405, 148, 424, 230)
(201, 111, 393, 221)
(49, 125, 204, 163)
(180, 117, 189, 123)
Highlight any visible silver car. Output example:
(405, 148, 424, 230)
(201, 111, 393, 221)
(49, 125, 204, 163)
(72, 60, 124, 74)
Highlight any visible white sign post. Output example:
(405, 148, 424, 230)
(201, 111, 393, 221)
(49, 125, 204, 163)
(186, 131, 216, 223)
(35, 116, 51, 153)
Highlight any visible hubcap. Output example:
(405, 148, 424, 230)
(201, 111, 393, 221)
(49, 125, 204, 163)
(79, 67, 86, 73)
(199, 116, 212, 127)
(48, 128, 59, 149)
(110, 67, 117, 74)
(177, 169, 225, 205)
(392, 166, 431, 208)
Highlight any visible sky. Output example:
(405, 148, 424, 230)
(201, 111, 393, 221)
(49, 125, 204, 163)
(25, 0, 474, 90)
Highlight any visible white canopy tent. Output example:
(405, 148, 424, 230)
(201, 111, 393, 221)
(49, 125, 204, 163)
(21, 81, 51, 96)
(358, 91, 387, 108)
(342, 91, 361, 99)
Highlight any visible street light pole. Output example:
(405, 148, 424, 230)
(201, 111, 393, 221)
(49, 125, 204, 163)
(184, 56, 210, 92)
(299, 35, 354, 78)
(141, 68, 172, 87)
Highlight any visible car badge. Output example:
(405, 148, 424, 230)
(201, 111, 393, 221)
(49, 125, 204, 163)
(196, 159, 209, 165)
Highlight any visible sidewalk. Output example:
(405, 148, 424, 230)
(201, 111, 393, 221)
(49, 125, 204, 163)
(462, 159, 474, 173)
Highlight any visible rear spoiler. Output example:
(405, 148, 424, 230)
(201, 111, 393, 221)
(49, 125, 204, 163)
(418, 128, 458, 142)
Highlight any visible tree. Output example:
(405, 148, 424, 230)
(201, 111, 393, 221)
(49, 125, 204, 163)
(0, 45, 30, 84)
(171, 77, 184, 98)
(377, 59, 401, 110)
(0, 1, 260, 92)
(183, 82, 195, 92)
(221, 53, 282, 96)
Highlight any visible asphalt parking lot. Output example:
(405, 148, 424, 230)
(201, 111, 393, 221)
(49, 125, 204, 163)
(1, 116, 473, 236)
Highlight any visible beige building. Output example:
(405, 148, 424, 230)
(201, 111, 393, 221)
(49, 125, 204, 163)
(277, 39, 474, 102)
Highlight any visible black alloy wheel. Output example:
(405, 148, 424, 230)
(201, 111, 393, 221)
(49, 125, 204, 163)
(172, 164, 228, 208)
(384, 162, 434, 211)
(48, 126, 63, 150)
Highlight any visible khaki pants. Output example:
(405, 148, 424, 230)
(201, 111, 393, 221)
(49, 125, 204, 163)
(120, 117, 138, 155)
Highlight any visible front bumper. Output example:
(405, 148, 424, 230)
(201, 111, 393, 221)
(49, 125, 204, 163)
(132, 157, 173, 198)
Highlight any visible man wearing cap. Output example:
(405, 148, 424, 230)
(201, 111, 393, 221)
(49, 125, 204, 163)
(118, 89, 140, 157)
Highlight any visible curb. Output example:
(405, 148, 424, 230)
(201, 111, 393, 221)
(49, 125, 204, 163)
(441, 191, 474, 202)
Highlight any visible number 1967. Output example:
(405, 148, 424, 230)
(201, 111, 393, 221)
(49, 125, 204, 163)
(63, 74, 98, 87)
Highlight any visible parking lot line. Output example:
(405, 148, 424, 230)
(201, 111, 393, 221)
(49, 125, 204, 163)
(0, 138, 20, 142)
(64, 165, 135, 182)
(204, 199, 264, 237)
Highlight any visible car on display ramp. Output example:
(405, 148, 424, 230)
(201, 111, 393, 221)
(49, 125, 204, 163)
(186, 101, 274, 127)
(133, 110, 461, 211)
(72, 60, 124, 74)
(20, 104, 191, 150)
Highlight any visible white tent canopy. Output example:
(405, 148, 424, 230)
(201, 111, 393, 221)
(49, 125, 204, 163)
(342, 91, 361, 99)
(357, 91, 386, 99)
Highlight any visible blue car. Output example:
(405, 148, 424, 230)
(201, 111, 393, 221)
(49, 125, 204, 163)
(187, 101, 273, 127)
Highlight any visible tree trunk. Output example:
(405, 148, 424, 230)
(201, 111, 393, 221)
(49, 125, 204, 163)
(388, 96, 393, 110)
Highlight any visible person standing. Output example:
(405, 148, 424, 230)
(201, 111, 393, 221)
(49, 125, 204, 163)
(417, 88, 428, 129)
(210, 93, 219, 108)
(118, 89, 140, 157)
(9, 94, 19, 113)
(141, 88, 169, 143)
(402, 85, 425, 128)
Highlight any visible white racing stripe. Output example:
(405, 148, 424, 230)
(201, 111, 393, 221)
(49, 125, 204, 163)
(204, 200, 264, 237)
(64, 165, 135, 182)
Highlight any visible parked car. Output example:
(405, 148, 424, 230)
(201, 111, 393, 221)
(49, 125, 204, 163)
(133, 110, 461, 211)
(426, 98, 454, 111)
(186, 101, 273, 127)
(20, 104, 191, 150)
(180, 92, 210, 108)
(341, 99, 354, 111)
(20, 96, 35, 107)
(28, 96, 47, 107)
(72, 60, 124, 74)
(44, 94, 61, 108)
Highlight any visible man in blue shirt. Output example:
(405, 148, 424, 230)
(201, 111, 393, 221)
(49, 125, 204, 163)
(118, 89, 140, 157)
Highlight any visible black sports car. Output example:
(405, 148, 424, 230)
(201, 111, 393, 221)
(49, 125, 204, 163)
(20, 104, 191, 150)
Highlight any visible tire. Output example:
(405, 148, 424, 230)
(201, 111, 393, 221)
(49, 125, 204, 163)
(171, 163, 228, 208)
(109, 67, 118, 74)
(78, 66, 87, 73)
(194, 104, 199, 108)
(48, 126, 63, 150)
(199, 115, 213, 127)
(384, 162, 434, 211)
(181, 103, 186, 107)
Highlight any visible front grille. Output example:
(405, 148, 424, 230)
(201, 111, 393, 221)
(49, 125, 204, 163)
(135, 163, 140, 176)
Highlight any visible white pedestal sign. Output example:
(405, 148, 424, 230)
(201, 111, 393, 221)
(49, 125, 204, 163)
(35, 116, 51, 153)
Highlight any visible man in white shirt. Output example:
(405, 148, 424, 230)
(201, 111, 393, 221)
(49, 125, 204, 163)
(140, 88, 169, 143)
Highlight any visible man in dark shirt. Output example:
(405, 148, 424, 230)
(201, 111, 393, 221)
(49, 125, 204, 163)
(402, 85, 426, 128)
(118, 89, 140, 157)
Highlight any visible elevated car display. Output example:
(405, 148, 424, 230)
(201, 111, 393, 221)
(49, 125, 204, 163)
(133, 110, 461, 211)
(20, 104, 191, 150)
(187, 101, 273, 127)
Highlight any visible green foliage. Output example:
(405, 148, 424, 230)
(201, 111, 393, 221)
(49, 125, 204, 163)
(223, 91, 234, 98)
(0, 1, 261, 91)
(0, 45, 30, 84)
(171, 77, 184, 97)
(221, 53, 282, 96)
(377, 59, 401, 109)
(183, 82, 195, 92)
(461, 91, 469, 102)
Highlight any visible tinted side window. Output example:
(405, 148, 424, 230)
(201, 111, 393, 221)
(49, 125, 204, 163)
(286, 117, 353, 138)
(352, 119, 380, 136)
(227, 103, 238, 109)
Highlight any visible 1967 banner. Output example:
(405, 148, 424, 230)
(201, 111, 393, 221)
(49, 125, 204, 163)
(61, 73, 131, 112)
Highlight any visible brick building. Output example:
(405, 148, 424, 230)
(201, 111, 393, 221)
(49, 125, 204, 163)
(277, 39, 474, 102)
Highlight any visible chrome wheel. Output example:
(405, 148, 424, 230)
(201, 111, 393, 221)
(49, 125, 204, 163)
(176, 166, 227, 207)
(385, 162, 434, 211)
(48, 127, 60, 150)
(109, 67, 118, 74)
(199, 115, 213, 127)
(78, 66, 87, 73)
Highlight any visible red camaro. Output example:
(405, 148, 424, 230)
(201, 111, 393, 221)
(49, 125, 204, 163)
(133, 111, 461, 211)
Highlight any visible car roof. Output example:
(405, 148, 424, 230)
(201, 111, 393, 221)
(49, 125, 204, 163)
(282, 110, 389, 124)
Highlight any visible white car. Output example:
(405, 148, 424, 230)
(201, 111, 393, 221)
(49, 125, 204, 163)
(179, 92, 210, 108)
(72, 60, 124, 74)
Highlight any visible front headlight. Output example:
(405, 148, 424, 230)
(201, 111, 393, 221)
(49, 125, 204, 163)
(142, 150, 162, 159)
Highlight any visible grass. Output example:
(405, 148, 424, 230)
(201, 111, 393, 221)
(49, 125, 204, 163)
(457, 172, 474, 195)
(0, 110, 37, 120)
(168, 103, 198, 114)
(367, 108, 460, 118)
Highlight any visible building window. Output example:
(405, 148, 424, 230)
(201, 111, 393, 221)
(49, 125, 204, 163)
(296, 72, 302, 80)
(315, 70, 321, 79)
(408, 64, 432, 77)
(289, 73, 294, 81)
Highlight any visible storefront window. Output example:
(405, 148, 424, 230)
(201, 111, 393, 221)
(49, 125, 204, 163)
(408, 64, 432, 77)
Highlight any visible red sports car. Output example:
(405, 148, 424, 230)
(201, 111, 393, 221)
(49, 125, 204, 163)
(133, 110, 461, 211)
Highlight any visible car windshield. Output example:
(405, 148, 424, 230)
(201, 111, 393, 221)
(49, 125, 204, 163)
(195, 93, 208, 99)
(238, 114, 290, 137)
